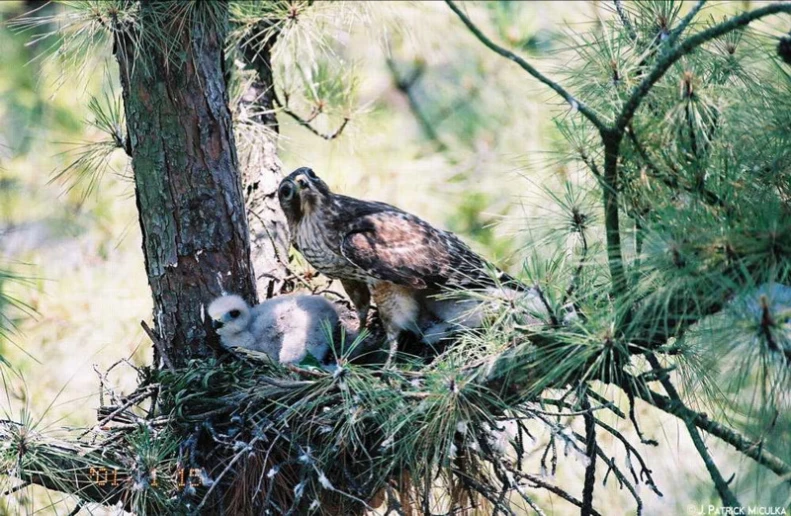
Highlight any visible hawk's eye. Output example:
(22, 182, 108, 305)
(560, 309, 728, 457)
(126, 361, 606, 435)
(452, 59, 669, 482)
(279, 183, 294, 201)
(229, 309, 241, 319)
(306, 169, 318, 180)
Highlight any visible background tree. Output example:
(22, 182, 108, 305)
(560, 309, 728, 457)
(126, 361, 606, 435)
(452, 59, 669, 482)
(1, 1, 791, 515)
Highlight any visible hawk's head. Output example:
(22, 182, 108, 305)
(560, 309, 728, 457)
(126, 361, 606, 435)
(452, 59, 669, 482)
(278, 167, 332, 225)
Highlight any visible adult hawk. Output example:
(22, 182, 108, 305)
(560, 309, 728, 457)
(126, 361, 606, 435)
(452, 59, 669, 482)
(277, 167, 546, 364)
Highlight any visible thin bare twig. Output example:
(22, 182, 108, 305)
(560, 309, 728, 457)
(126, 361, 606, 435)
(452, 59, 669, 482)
(586, 390, 626, 419)
(527, 398, 612, 417)
(536, 412, 644, 515)
(140, 320, 175, 371)
(618, 374, 791, 480)
(273, 93, 349, 141)
(505, 465, 604, 516)
(67, 499, 85, 516)
(625, 385, 658, 446)
(445, 0, 609, 133)
(593, 419, 663, 496)
(1, 481, 31, 497)
(646, 355, 741, 508)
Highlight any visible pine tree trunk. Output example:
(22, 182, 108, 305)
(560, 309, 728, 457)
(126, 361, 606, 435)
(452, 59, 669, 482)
(238, 26, 290, 300)
(113, 3, 257, 367)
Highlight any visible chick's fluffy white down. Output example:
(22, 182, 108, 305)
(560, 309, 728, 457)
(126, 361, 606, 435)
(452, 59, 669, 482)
(208, 294, 340, 364)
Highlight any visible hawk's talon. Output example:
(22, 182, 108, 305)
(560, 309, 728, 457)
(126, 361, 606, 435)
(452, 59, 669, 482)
(383, 338, 399, 369)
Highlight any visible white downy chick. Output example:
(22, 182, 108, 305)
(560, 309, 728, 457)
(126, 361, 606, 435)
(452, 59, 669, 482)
(207, 294, 341, 364)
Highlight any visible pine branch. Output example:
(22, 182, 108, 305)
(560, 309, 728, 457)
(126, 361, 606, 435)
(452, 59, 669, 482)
(445, 0, 609, 133)
(5, 440, 129, 510)
(578, 150, 603, 181)
(645, 355, 741, 508)
(616, 2, 791, 132)
(534, 283, 560, 327)
(562, 225, 587, 307)
(613, 0, 637, 42)
(580, 390, 597, 516)
(626, 126, 729, 212)
(600, 3, 791, 298)
(601, 134, 628, 299)
(665, 1, 707, 49)
(617, 375, 791, 480)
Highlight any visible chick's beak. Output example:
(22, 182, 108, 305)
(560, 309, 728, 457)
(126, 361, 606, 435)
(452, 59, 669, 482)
(212, 319, 224, 330)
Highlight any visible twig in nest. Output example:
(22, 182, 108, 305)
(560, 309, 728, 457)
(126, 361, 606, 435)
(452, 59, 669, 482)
(533, 284, 559, 327)
(67, 499, 85, 516)
(141, 320, 175, 371)
(1, 481, 31, 497)
(79, 384, 158, 438)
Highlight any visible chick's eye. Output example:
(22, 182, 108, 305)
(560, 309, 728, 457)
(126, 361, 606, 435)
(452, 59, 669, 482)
(229, 309, 241, 319)
(279, 183, 294, 200)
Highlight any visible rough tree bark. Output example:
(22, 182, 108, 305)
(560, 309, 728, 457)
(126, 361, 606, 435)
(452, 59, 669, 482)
(113, 3, 257, 366)
(237, 25, 290, 301)
(7, 6, 291, 514)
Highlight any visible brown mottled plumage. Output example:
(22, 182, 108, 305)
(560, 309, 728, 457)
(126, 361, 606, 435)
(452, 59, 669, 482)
(278, 167, 543, 365)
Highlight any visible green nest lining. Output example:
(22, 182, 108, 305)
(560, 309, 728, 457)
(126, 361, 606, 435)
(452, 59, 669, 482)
(151, 337, 547, 515)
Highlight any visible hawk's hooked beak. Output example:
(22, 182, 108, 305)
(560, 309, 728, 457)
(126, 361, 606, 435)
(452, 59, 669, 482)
(293, 173, 320, 214)
(293, 174, 310, 192)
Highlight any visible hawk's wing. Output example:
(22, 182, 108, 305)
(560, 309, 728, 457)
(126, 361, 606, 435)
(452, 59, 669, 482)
(339, 210, 490, 289)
